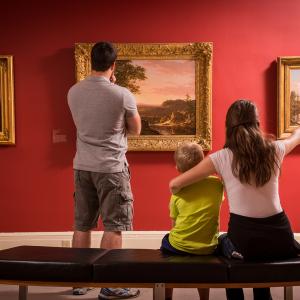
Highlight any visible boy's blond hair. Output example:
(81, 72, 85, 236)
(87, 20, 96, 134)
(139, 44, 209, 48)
(174, 142, 204, 173)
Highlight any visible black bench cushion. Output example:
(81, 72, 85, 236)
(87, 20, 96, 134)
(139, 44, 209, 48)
(0, 246, 107, 282)
(93, 249, 228, 283)
(224, 257, 300, 283)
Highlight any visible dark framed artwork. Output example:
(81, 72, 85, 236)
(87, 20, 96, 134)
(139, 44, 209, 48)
(75, 43, 212, 151)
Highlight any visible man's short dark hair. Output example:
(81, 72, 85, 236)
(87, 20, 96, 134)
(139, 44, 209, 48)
(91, 42, 117, 72)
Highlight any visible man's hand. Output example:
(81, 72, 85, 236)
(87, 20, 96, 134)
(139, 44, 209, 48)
(110, 73, 116, 84)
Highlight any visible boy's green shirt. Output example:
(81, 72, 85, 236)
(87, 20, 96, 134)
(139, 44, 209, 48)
(169, 176, 224, 255)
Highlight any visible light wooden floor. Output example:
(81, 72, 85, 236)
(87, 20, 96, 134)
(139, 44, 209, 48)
(0, 285, 299, 299)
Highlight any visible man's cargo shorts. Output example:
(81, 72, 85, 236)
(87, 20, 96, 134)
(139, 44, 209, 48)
(73, 167, 133, 232)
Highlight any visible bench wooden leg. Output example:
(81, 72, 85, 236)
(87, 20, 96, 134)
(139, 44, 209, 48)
(284, 286, 293, 300)
(19, 285, 28, 300)
(153, 283, 165, 300)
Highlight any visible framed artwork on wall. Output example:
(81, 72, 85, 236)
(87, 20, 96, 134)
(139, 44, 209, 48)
(0, 55, 15, 145)
(277, 56, 300, 139)
(75, 43, 212, 151)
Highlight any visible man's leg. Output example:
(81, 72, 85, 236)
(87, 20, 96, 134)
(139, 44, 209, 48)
(98, 168, 140, 299)
(101, 231, 122, 249)
(73, 170, 99, 250)
(72, 230, 93, 295)
(72, 230, 91, 248)
(72, 170, 99, 296)
(98, 231, 140, 299)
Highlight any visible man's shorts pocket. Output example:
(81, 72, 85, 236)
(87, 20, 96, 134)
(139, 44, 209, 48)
(101, 168, 133, 231)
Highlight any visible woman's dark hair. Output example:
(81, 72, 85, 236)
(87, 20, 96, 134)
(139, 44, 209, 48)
(91, 41, 117, 72)
(224, 99, 278, 187)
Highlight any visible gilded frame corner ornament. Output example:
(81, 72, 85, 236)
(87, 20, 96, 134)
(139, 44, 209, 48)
(75, 43, 212, 151)
(0, 55, 15, 145)
(277, 56, 300, 139)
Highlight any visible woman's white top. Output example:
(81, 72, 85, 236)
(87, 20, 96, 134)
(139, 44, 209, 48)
(209, 141, 285, 218)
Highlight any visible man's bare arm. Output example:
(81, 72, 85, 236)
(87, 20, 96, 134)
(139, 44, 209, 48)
(126, 113, 142, 135)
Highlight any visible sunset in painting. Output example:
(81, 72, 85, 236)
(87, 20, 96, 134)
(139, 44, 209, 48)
(115, 59, 196, 135)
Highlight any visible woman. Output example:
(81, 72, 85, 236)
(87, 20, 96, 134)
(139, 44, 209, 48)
(169, 100, 300, 300)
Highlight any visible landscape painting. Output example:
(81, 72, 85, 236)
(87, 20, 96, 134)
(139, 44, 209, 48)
(290, 69, 300, 126)
(277, 57, 300, 139)
(115, 59, 196, 136)
(75, 43, 212, 150)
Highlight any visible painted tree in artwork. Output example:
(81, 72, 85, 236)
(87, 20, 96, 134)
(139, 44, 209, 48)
(115, 60, 147, 94)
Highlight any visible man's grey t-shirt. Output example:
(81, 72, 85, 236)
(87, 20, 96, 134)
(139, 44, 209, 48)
(68, 75, 138, 173)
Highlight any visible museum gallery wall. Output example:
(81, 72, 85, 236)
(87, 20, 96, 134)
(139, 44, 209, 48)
(1, 0, 300, 232)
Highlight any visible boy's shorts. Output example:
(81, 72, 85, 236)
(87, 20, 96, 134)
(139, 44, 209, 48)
(73, 167, 133, 232)
(160, 234, 192, 255)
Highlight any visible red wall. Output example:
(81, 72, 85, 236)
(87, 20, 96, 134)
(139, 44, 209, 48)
(1, 0, 300, 232)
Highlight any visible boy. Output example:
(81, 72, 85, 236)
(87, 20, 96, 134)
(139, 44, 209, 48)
(161, 142, 224, 300)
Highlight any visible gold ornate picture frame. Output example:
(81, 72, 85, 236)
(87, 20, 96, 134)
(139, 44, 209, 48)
(277, 56, 300, 139)
(0, 55, 15, 145)
(75, 43, 212, 151)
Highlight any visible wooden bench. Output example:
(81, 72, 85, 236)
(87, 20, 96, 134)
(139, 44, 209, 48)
(0, 246, 300, 300)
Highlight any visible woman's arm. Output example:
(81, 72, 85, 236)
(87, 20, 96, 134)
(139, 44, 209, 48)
(282, 127, 300, 155)
(169, 156, 216, 194)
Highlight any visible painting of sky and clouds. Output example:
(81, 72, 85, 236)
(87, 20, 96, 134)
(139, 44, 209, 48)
(116, 59, 196, 135)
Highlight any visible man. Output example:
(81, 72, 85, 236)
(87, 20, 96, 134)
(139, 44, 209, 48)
(68, 41, 141, 299)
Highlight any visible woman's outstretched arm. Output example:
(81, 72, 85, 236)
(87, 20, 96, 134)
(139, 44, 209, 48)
(169, 156, 217, 194)
(282, 127, 300, 155)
